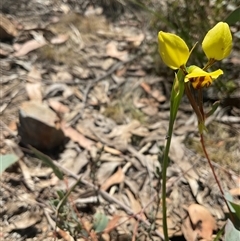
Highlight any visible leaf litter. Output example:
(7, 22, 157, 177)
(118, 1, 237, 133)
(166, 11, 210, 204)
(1, 1, 240, 241)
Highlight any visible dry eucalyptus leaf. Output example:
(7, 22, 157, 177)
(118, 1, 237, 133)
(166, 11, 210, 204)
(61, 122, 94, 150)
(0, 14, 18, 40)
(182, 216, 198, 241)
(104, 215, 121, 233)
(125, 189, 146, 220)
(97, 161, 121, 184)
(187, 204, 216, 240)
(14, 39, 46, 57)
(125, 33, 144, 47)
(25, 83, 42, 101)
(48, 99, 70, 114)
(106, 41, 128, 61)
(101, 167, 125, 191)
(27, 66, 42, 83)
(50, 33, 69, 44)
(7, 212, 42, 232)
(18, 159, 35, 191)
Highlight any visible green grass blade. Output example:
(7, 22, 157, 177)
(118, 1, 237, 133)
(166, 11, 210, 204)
(224, 6, 240, 25)
(29, 146, 63, 180)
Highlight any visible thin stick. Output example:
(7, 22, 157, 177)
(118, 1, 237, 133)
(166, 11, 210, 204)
(200, 134, 233, 218)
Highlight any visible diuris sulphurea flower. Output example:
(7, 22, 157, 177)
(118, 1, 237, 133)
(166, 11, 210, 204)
(158, 31, 190, 70)
(185, 66, 223, 89)
(157, 22, 234, 241)
(202, 22, 232, 61)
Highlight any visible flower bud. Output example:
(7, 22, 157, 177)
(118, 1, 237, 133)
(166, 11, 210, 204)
(158, 31, 190, 69)
(202, 22, 232, 61)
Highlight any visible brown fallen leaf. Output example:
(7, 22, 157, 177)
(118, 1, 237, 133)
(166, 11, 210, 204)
(25, 83, 42, 101)
(106, 41, 128, 61)
(182, 216, 198, 241)
(0, 48, 9, 57)
(229, 187, 240, 197)
(101, 167, 125, 191)
(6, 212, 42, 232)
(61, 122, 94, 150)
(186, 204, 216, 241)
(14, 39, 46, 57)
(125, 189, 146, 220)
(18, 159, 35, 191)
(27, 66, 42, 83)
(104, 215, 121, 233)
(126, 33, 145, 47)
(96, 142, 122, 155)
(140, 82, 166, 102)
(50, 34, 69, 44)
(48, 99, 70, 114)
(0, 14, 18, 40)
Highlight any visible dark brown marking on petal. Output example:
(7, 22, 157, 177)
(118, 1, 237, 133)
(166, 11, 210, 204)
(196, 76, 205, 89)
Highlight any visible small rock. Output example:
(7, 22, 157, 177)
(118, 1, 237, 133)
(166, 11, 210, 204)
(18, 101, 65, 150)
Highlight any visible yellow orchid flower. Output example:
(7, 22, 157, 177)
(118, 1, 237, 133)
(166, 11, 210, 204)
(202, 22, 232, 61)
(158, 31, 190, 70)
(185, 66, 223, 89)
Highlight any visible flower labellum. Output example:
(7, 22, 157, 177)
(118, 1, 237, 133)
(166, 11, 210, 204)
(158, 31, 190, 69)
(185, 66, 223, 89)
(202, 22, 232, 61)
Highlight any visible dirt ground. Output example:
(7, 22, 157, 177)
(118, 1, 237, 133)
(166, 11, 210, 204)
(1, 1, 240, 240)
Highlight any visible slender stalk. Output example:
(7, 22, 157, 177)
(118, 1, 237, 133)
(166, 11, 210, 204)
(200, 134, 233, 217)
(160, 69, 185, 241)
(161, 118, 174, 241)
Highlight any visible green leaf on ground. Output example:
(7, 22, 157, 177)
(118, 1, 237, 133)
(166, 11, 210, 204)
(93, 212, 108, 233)
(0, 154, 19, 174)
(225, 219, 240, 241)
(225, 192, 240, 230)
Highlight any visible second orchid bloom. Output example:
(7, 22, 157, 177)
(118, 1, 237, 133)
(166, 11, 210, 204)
(158, 22, 232, 89)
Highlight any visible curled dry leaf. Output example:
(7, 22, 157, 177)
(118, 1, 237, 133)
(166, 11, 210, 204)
(61, 122, 94, 150)
(106, 41, 128, 61)
(48, 99, 70, 114)
(50, 34, 69, 44)
(101, 167, 125, 191)
(104, 215, 121, 233)
(14, 39, 46, 57)
(18, 159, 35, 191)
(125, 189, 146, 220)
(126, 33, 145, 47)
(182, 203, 216, 241)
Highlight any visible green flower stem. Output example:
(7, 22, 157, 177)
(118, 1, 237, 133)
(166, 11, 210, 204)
(161, 69, 185, 241)
(161, 122, 173, 241)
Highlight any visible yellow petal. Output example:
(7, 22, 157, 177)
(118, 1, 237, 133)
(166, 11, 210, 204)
(186, 66, 223, 78)
(158, 31, 190, 69)
(202, 22, 232, 60)
(185, 65, 223, 89)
